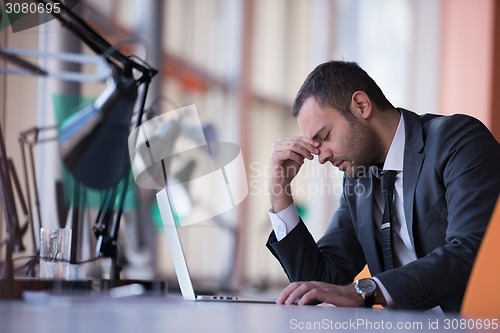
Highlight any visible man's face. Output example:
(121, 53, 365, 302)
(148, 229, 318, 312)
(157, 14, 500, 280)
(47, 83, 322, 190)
(297, 96, 383, 179)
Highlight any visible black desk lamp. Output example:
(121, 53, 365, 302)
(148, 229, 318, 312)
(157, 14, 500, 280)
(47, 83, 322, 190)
(0, 0, 159, 296)
(40, 0, 158, 281)
(57, 67, 141, 281)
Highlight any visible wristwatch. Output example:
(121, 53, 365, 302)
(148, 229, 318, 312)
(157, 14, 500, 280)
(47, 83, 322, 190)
(354, 278, 377, 308)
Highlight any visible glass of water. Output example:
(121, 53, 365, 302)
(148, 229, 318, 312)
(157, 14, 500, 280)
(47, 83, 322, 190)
(39, 228, 72, 280)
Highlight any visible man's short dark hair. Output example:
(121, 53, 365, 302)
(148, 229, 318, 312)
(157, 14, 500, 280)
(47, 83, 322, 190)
(291, 61, 394, 120)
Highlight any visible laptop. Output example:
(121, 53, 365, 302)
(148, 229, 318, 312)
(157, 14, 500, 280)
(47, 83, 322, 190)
(156, 188, 276, 303)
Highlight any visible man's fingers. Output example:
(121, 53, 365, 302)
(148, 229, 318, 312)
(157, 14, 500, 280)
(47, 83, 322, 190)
(297, 289, 319, 305)
(277, 281, 363, 307)
(277, 282, 318, 305)
(277, 281, 336, 306)
(276, 283, 293, 304)
(273, 144, 313, 162)
(274, 150, 306, 166)
(276, 282, 302, 304)
(284, 283, 308, 305)
(273, 137, 319, 159)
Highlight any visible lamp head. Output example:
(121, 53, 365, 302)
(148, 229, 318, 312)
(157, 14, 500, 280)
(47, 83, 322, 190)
(58, 68, 138, 189)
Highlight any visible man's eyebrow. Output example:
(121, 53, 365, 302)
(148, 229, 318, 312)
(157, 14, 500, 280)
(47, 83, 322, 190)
(311, 126, 327, 141)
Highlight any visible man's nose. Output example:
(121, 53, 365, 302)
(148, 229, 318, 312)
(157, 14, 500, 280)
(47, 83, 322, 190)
(318, 149, 330, 164)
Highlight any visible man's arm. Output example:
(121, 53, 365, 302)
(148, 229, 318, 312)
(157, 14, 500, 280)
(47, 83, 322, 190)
(267, 178, 366, 286)
(269, 137, 318, 213)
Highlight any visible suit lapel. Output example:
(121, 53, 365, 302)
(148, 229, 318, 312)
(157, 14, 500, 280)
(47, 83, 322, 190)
(400, 109, 425, 249)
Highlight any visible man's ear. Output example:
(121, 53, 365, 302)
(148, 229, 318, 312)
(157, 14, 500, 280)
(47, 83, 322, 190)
(350, 91, 372, 120)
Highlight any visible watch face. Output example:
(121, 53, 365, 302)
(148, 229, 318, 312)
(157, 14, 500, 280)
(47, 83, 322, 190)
(356, 279, 377, 294)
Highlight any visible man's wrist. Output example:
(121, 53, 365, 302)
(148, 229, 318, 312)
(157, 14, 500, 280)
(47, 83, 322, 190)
(354, 278, 377, 307)
(370, 277, 388, 307)
(353, 278, 387, 308)
(351, 285, 365, 307)
(270, 181, 293, 213)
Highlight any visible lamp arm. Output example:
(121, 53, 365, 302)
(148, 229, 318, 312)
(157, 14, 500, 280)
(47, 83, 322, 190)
(7, 159, 30, 243)
(36, 0, 155, 81)
(18, 126, 59, 254)
(0, 127, 25, 252)
(0, 48, 47, 76)
(0, 47, 110, 82)
(1, 2, 159, 83)
(0, 123, 27, 298)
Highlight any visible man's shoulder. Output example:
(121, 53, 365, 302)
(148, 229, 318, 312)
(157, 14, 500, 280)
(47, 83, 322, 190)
(406, 110, 491, 143)
(401, 109, 498, 160)
(414, 112, 500, 166)
(420, 112, 483, 130)
(401, 108, 484, 128)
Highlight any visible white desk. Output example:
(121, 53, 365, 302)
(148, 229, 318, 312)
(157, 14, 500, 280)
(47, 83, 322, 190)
(0, 292, 485, 333)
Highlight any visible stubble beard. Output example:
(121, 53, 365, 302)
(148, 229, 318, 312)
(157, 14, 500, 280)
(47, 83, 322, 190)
(342, 120, 384, 179)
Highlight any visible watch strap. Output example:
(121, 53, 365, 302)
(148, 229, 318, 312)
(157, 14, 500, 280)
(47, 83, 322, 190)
(363, 292, 375, 308)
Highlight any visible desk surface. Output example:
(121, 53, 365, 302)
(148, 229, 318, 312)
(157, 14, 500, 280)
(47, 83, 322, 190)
(0, 292, 487, 333)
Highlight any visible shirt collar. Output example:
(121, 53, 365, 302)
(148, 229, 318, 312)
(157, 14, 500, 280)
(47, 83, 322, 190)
(371, 111, 405, 178)
(382, 111, 405, 172)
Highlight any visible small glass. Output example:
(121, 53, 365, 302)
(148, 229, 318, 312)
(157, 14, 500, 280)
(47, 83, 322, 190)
(39, 228, 72, 280)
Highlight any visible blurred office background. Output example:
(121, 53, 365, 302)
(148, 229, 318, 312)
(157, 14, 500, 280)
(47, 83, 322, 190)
(1, 0, 499, 293)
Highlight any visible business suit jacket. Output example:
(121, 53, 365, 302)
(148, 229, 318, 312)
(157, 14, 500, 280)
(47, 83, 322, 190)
(267, 109, 500, 312)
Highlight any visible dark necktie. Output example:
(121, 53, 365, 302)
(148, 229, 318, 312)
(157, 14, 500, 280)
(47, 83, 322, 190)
(380, 170, 398, 271)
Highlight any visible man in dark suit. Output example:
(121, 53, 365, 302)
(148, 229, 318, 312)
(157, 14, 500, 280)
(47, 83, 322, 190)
(266, 60, 500, 312)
